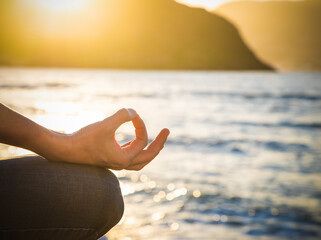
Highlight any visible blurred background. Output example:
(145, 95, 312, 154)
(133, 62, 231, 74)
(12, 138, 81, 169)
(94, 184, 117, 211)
(0, 0, 321, 239)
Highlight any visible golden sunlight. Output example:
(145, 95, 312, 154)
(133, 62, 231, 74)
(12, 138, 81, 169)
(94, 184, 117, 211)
(25, 0, 92, 12)
(32, 101, 104, 133)
(175, 0, 231, 10)
(175, 0, 304, 10)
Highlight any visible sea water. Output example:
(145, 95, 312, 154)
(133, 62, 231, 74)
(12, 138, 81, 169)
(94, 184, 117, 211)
(0, 68, 321, 240)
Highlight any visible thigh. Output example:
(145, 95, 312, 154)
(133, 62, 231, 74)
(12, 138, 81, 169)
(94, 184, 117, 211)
(0, 155, 124, 240)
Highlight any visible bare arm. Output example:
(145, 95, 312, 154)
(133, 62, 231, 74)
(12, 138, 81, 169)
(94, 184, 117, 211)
(0, 103, 170, 170)
(0, 103, 59, 157)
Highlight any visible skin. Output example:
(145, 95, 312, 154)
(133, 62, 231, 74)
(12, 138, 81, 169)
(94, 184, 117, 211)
(0, 103, 170, 170)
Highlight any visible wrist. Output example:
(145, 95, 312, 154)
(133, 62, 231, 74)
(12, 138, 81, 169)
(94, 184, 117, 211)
(34, 128, 72, 162)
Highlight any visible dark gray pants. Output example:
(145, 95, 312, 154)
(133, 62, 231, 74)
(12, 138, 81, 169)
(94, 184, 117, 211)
(0, 156, 124, 240)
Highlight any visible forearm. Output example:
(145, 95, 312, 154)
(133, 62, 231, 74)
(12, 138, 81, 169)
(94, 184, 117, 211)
(0, 103, 64, 160)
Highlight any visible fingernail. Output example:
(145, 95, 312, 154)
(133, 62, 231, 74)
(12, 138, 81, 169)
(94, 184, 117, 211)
(126, 108, 136, 119)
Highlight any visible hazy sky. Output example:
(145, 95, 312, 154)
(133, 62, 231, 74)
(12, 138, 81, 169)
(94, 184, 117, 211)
(176, 0, 303, 10)
(21, 0, 305, 12)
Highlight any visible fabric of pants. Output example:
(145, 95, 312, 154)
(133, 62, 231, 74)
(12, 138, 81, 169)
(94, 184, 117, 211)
(0, 155, 124, 240)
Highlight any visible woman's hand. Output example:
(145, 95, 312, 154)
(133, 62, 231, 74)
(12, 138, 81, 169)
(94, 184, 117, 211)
(55, 108, 170, 170)
(0, 104, 169, 170)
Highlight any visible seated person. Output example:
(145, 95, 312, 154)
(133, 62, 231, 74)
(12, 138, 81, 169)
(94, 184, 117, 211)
(0, 103, 169, 240)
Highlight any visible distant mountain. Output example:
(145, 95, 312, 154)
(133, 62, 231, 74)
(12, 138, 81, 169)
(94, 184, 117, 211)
(0, 0, 271, 70)
(215, 0, 321, 71)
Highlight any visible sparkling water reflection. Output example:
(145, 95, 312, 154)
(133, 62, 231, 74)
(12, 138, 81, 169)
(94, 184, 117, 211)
(0, 68, 321, 240)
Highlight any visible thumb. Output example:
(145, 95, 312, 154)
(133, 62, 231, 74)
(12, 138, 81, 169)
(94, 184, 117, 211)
(109, 108, 137, 131)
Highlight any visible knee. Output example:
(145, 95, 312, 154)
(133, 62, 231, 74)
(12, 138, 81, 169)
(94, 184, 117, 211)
(94, 169, 124, 236)
(103, 170, 124, 224)
(0, 157, 124, 239)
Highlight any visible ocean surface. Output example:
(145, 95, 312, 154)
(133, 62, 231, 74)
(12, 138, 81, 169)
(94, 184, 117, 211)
(0, 68, 321, 240)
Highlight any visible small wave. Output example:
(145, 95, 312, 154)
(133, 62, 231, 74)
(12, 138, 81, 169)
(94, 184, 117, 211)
(97, 92, 158, 99)
(183, 216, 245, 226)
(264, 141, 310, 152)
(165, 136, 311, 153)
(247, 226, 319, 238)
(229, 121, 321, 129)
(186, 193, 321, 227)
(191, 91, 321, 101)
(0, 83, 70, 90)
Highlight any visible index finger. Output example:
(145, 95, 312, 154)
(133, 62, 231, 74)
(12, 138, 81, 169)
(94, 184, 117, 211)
(122, 114, 148, 159)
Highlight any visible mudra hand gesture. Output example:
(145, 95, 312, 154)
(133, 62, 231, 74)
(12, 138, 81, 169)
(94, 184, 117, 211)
(59, 108, 170, 170)
(0, 104, 170, 170)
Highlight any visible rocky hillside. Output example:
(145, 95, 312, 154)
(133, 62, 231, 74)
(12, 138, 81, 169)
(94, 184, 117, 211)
(0, 0, 271, 70)
(215, 0, 321, 71)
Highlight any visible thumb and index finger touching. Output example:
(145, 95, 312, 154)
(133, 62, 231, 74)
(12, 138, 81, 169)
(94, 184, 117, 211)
(110, 108, 137, 130)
